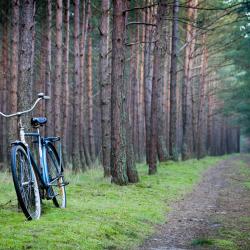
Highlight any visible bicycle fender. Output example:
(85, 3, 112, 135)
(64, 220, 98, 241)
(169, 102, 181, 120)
(11, 141, 28, 150)
(46, 142, 64, 172)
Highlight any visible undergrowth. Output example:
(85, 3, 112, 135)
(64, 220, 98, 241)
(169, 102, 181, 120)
(0, 156, 226, 250)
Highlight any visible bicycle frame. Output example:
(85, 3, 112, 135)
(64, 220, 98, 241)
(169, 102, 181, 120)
(24, 134, 63, 191)
(24, 131, 51, 190)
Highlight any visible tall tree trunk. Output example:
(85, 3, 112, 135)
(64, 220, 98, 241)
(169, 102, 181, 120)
(79, 0, 91, 167)
(169, 0, 179, 161)
(144, 2, 154, 164)
(36, 5, 47, 116)
(164, 13, 172, 159)
(197, 34, 208, 159)
(9, 0, 19, 147)
(130, 12, 139, 161)
(86, 12, 96, 162)
(18, 0, 35, 125)
(125, 1, 139, 184)
(62, 0, 70, 164)
(219, 117, 225, 155)
(54, 0, 63, 137)
(111, 0, 128, 184)
(135, 14, 141, 162)
(45, 0, 52, 137)
(138, 8, 146, 162)
(0, 1, 9, 166)
(148, 0, 168, 174)
(100, 0, 111, 177)
(72, 0, 82, 170)
(182, 0, 198, 160)
(237, 127, 240, 153)
(176, 79, 182, 151)
(156, 1, 169, 162)
(191, 78, 197, 154)
(206, 77, 213, 155)
(111, 0, 139, 185)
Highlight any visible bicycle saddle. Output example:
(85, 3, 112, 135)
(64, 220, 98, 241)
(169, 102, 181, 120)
(31, 117, 47, 127)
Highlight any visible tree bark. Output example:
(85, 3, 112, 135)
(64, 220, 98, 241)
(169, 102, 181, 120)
(0, 1, 9, 165)
(9, 0, 19, 147)
(197, 34, 208, 159)
(100, 0, 111, 177)
(79, 0, 91, 167)
(148, 0, 169, 174)
(237, 127, 240, 153)
(182, 0, 198, 160)
(144, 2, 155, 164)
(138, 8, 146, 162)
(86, 12, 96, 162)
(111, 0, 139, 185)
(45, 0, 52, 137)
(169, 0, 179, 161)
(72, 0, 82, 171)
(54, 0, 63, 137)
(111, 0, 128, 184)
(36, 4, 47, 116)
(18, 0, 35, 125)
(163, 16, 172, 160)
(156, 0, 169, 162)
(62, 0, 70, 164)
(130, 12, 140, 161)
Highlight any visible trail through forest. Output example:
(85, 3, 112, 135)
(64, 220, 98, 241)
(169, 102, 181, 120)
(139, 155, 250, 250)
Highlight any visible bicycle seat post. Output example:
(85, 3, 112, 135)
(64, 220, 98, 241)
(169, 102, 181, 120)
(18, 116, 27, 146)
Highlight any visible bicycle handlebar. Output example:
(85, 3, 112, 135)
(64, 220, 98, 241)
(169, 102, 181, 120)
(0, 93, 50, 118)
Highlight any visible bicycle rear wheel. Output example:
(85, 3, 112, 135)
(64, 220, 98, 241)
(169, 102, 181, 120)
(11, 144, 41, 220)
(46, 142, 66, 208)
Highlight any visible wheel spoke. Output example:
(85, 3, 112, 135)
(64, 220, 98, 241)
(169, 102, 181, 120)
(46, 144, 66, 208)
(11, 145, 41, 220)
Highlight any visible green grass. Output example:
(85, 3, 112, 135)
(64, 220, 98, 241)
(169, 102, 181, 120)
(191, 238, 214, 246)
(0, 156, 226, 250)
(192, 238, 237, 250)
(237, 159, 250, 189)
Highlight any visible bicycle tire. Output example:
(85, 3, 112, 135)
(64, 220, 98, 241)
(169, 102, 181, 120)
(45, 142, 66, 208)
(11, 144, 41, 220)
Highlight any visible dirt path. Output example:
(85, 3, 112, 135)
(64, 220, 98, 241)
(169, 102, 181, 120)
(138, 155, 250, 250)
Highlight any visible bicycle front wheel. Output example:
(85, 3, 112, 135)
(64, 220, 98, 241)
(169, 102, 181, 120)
(46, 142, 66, 208)
(11, 144, 41, 220)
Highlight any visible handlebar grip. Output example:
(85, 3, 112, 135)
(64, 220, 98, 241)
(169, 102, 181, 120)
(38, 93, 50, 100)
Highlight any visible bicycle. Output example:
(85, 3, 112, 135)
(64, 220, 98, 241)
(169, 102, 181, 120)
(0, 93, 68, 220)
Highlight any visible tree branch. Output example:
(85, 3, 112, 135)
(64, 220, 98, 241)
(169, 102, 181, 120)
(124, 3, 158, 13)
(126, 22, 157, 27)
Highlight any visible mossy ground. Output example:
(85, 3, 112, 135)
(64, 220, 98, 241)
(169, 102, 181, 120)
(0, 157, 225, 250)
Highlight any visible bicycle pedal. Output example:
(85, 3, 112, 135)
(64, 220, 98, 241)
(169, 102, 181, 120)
(46, 189, 55, 200)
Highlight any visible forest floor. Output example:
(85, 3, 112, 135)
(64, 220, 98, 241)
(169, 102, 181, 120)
(0, 156, 226, 250)
(138, 155, 250, 250)
(0, 155, 249, 249)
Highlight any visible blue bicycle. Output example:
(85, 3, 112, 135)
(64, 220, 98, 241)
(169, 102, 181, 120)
(0, 93, 68, 220)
